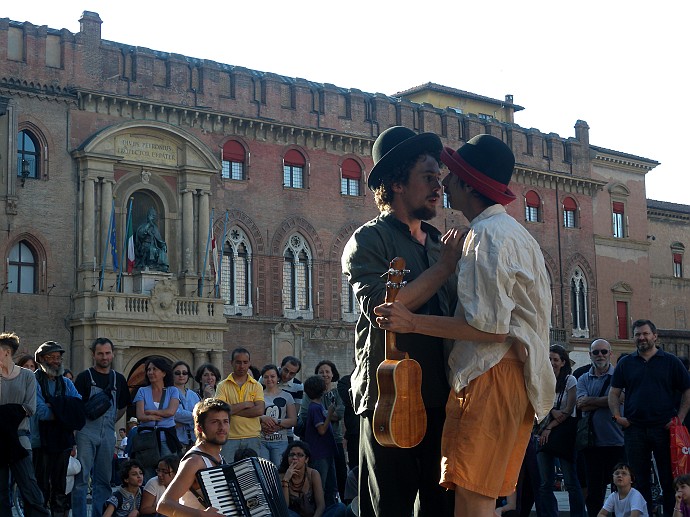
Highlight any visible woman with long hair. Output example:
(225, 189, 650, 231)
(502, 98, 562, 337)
(133, 356, 181, 480)
(171, 360, 200, 452)
(279, 441, 346, 517)
(536, 345, 585, 516)
(259, 364, 296, 465)
(194, 363, 221, 400)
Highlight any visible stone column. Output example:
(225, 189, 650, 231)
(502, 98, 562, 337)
(82, 177, 96, 268)
(100, 179, 113, 269)
(193, 349, 208, 374)
(182, 189, 194, 274)
(210, 350, 224, 376)
(114, 345, 129, 373)
(198, 191, 210, 283)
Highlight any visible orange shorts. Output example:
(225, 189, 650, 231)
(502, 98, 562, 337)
(440, 358, 534, 498)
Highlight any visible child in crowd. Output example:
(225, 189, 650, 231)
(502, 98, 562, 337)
(103, 459, 144, 517)
(674, 474, 690, 516)
(598, 463, 648, 517)
(303, 375, 339, 507)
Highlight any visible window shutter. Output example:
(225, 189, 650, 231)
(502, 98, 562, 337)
(612, 201, 625, 214)
(222, 141, 245, 162)
(525, 191, 540, 208)
(284, 150, 305, 167)
(341, 159, 360, 180)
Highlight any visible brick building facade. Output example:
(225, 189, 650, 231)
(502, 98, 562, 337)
(0, 11, 671, 379)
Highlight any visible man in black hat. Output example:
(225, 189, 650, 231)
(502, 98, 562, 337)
(342, 126, 462, 517)
(33, 341, 84, 517)
(375, 134, 554, 516)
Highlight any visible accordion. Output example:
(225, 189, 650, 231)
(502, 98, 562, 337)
(196, 457, 289, 516)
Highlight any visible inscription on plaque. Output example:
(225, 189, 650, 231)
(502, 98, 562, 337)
(115, 134, 178, 166)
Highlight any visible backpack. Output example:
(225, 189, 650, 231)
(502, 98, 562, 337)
(83, 369, 115, 420)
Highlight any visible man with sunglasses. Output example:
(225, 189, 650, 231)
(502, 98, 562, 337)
(576, 339, 624, 517)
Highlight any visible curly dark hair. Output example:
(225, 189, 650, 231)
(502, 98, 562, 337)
(373, 149, 442, 212)
(118, 459, 144, 487)
(278, 440, 311, 473)
(303, 375, 326, 400)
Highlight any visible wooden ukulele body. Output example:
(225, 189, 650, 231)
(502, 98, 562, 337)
(372, 257, 427, 448)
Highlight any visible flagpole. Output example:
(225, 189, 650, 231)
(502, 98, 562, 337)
(118, 197, 134, 292)
(99, 198, 114, 291)
(200, 208, 214, 297)
(216, 210, 229, 298)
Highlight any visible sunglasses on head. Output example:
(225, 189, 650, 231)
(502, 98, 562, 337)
(591, 349, 609, 356)
(174, 370, 189, 376)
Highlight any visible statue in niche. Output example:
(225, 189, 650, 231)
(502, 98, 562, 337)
(135, 207, 169, 272)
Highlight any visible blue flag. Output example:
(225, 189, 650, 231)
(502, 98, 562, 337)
(110, 209, 119, 271)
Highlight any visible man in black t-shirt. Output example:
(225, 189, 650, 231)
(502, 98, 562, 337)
(72, 337, 131, 517)
(609, 319, 690, 516)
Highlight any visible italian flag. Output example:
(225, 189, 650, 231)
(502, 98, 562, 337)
(126, 207, 135, 273)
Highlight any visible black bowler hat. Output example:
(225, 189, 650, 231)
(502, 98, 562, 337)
(441, 134, 516, 205)
(367, 126, 442, 191)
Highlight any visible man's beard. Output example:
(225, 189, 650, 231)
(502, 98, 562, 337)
(637, 340, 655, 353)
(39, 363, 64, 377)
(412, 205, 437, 221)
(199, 430, 227, 446)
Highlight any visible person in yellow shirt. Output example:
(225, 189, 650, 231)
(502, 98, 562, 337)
(216, 347, 265, 459)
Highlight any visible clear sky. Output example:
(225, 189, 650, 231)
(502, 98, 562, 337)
(4, 2, 687, 204)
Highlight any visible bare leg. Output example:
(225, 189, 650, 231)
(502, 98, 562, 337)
(454, 486, 496, 517)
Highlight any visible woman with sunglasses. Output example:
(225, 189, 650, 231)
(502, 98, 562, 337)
(172, 360, 201, 452)
(279, 441, 347, 517)
(139, 455, 179, 516)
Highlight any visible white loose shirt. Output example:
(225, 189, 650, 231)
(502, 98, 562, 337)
(447, 204, 555, 420)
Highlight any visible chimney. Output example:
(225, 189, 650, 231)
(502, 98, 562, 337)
(79, 11, 102, 41)
(505, 94, 514, 104)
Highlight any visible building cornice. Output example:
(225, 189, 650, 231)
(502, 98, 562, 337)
(513, 165, 607, 196)
(594, 235, 651, 251)
(591, 146, 659, 175)
(74, 88, 375, 156)
(647, 208, 690, 222)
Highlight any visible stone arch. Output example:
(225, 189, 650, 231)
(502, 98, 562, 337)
(212, 209, 264, 254)
(565, 253, 595, 282)
(78, 120, 221, 171)
(330, 223, 358, 263)
(271, 217, 324, 260)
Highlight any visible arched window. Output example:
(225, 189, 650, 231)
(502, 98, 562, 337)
(341, 273, 360, 321)
(220, 226, 253, 315)
(283, 234, 313, 319)
(17, 130, 40, 182)
(341, 159, 361, 196)
(283, 150, 306, 189)
(570, 267, 589, 338)
(8, 241, 37, 294)
(221, 140, 246, 180)
(563, 197, 578, 228)
(524, 190, 540, 222)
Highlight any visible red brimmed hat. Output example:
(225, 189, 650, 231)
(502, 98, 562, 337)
(441, 134, 516, 205)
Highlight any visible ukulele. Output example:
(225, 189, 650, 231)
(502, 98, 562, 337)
(373, 257, 427, 448)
